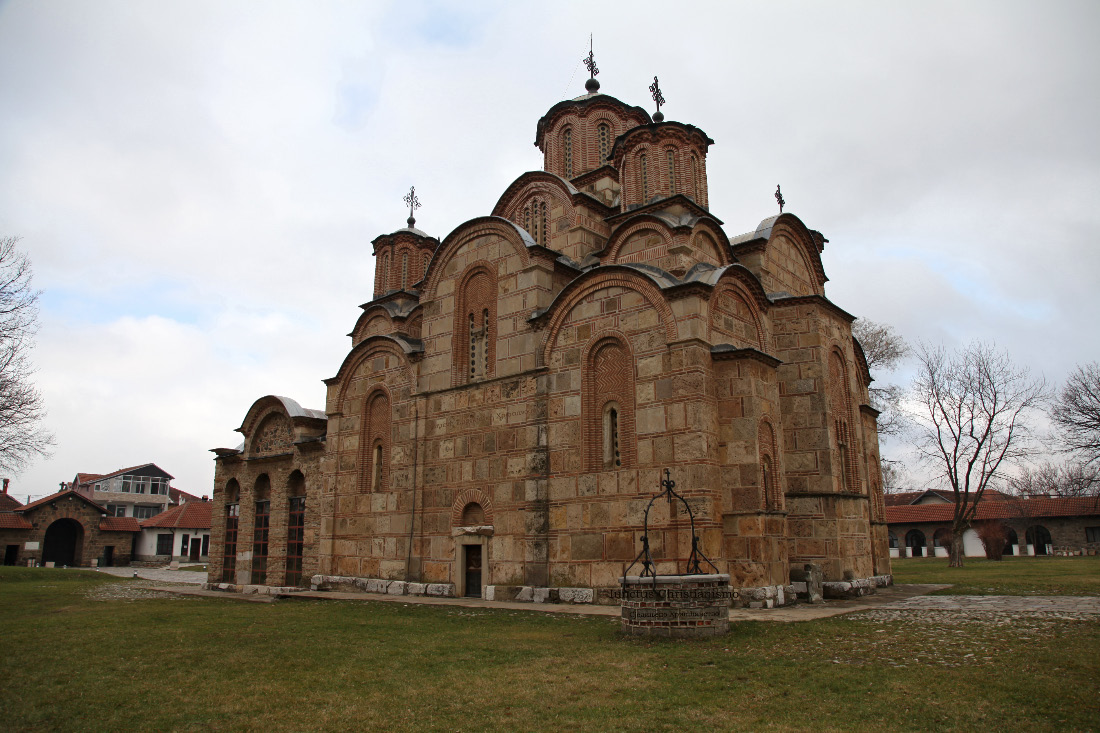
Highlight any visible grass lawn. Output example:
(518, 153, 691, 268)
(1, 567, 1097, 732)
(176, 565, 209, 573)
(892, 555, 1100, 596)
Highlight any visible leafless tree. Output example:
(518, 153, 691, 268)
(1051, 362, 1100, 468)
(879, 459, 908, 494)
(852, 318, 910, 438)
(909, 341, 1047, 567)
(0, 237, 53, 472)
(1009, 460, 1098, 499)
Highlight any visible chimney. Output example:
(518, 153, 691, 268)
(2, 478, 8, 494)
(202, 495, 209, 502)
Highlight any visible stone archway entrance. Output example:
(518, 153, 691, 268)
(43, 518, 84, 566)
(905, 529, 927, 558)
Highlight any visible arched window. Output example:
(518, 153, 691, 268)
(461, 502, 485, 526)
(829, 352, 857, 492)
(286, 471, 306, 587)
(454, 267, 496, 384)
(888, 532, 898, 549)
(360, 390, 391, 492)
(563, 127, 573, 177)
(1026, 525, 1052, 555)
(379, 253, 390, 292)
(758, 420, 781, 510)
(540, 201, 548, 246)
(640, 153, 649, 202)
(666, 149, 676, 195)
(251, 475, 270, 585)
(222, 479, 240, 583)
(585, 337, 635, 471)
(598, 123, 610, 164)
(905, 529, 926, 557)
(401, 251, 408, 290)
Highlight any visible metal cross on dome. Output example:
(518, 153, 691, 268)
(583, 35, 598, 78)
(775, 184, 785, 214)
(403, 186, 421, 227)
(649, 76, 665, 121)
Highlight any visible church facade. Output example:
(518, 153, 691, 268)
(208, 70, 891, 602)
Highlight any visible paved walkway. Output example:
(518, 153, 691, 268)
(101, 569, 1100, 621)
(876, 594, 1100, 615)
(96, 565, 208, 585)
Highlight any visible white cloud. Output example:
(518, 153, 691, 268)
(1, 0, 1097, 498)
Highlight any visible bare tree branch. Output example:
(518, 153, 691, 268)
(908, 341, 1047, 567)
(852, 318, 910, 438)
(1051, 361, 1100, 467)
(0, 236, 54, 472)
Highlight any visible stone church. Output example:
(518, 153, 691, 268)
(208, 65, 891, 604)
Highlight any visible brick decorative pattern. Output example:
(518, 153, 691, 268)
(450, 488, 495, 527)
(583, 336, 636, 471)
(251, 414, 292, 457)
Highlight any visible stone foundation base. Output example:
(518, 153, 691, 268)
(309, 575, 455, 598)
(203, 582, 302, 596)
(822, 574, 893, 599)
(484, 585, 594, 604)
(731, 584, 798, 609)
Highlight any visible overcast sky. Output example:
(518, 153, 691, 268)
(1, 1, 1097, 502)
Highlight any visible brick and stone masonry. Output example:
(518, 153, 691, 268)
(208, 69, 892, 603)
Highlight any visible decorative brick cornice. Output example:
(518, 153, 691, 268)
(710, 345, 781, 368)
(768, 294, 856, 324)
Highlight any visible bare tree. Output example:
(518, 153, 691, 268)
(1009, 460, 1098, 499)
(909, 341, 1047, 567)
(1051, 362, 1100, 468)
(0, 237, 53, 472)
(852, 319, 910, 438)
(879, 459, 908, 494)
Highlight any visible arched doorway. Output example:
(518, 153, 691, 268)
(905, 529, 927, 558)
(43, 518, 84, 566)
(1026, 525, 1052, 556)
(1004, 527, 1019, 556)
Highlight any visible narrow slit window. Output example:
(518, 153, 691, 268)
(598, 124, 610, 163)
(482, 308, 490, 375)
(401, 252, 408, 289)
(667, 150, 676, 195)
(540, 201, 548, 245)
(563, 128, 573, 177)
(691, 156, 700, 201)
(372, 443, 384, 491)
(640, 153, 648, 202)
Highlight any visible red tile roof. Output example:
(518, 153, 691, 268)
(0, 513, 32, 530)
(99, 516, 141, 532)
(140, 501, 211, 530)
(73, 472, 105, 486)
(0, 493, 22, 511)
(886, 496, 1100, 524)
(169, 487, 202, 504)
(17, 489, 107, 514)
(884, 488, 1012, 506)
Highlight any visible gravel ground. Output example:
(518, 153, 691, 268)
(94, 565, 208, 585)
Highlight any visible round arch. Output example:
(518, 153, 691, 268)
(43, 518, 84, 567)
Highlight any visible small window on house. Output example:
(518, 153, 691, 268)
(94, 483, 101, 492)
(134, 506, 158, 520)
(181, 534, 190, 555)
(1086, 527, 1100, 543)
(121, 476, 132, 493)
(156, 534, 173, 556)
(667, 149, 676, 195)
(563, 128, 573, 177)
(598, 123, 610, 163)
